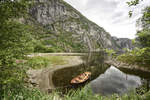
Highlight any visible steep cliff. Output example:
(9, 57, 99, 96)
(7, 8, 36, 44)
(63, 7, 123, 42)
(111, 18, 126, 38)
(112, 36, 134, 50)
(26, 0, 118, 52)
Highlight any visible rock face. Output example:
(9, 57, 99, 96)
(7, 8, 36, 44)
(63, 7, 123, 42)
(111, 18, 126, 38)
(112, 36, 134, 50)
(28, 0, 118, 51)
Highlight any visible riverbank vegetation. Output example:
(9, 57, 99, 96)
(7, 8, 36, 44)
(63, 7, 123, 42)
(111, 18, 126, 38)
(3, 86, 150, 100)
(117, 6, 150, 69)
(2, 85, 150, 100)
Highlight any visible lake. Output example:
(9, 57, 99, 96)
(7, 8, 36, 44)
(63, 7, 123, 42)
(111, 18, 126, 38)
(52, 52, 150, 95)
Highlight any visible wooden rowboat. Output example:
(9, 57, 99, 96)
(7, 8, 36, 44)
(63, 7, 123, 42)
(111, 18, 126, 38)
(70, 72, 91, 84)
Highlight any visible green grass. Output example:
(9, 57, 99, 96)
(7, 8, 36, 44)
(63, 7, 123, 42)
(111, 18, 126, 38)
(63, 86, 143, 100)
(2, 86, 60, 100)
(26, 56, 68, 69)
(43, 56, 68, 65)
(26, 56, 50, 69)
(2, 85, 150, 100)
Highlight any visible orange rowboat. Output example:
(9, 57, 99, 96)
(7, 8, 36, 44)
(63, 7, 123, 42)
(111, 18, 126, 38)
(70, 72, 91, 84)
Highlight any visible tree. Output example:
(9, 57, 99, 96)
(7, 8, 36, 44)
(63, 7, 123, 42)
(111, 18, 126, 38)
(139, 7, 150, 29)
(136, 29, 150, 48)
(0, 0, 30, 24)
(136, 6, 150, 47)
(0, 21, 33, 65)
(0, 0, 33, 65)
(127, 0, 144, 17)
(118, 3, 150, 67)
(127, 0, 142, 7)
(0, 0, 33, 98)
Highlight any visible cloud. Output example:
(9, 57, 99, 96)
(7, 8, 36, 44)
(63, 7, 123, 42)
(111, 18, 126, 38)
(64, 0, 150, 39)
(90, 66, 141, 95)
(111, 12, 124, 19)
(86, 0, 119, 12)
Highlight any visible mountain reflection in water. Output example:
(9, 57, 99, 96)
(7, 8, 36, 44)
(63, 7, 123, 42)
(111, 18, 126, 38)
(90, 66, 144, 95)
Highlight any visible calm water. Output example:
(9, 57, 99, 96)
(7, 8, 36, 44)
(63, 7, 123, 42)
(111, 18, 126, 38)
(90, 66, 150, 95)
(52, 52, 150, 95)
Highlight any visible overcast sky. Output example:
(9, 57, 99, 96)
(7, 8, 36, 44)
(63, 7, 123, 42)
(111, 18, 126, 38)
(64, 0, 150, 39)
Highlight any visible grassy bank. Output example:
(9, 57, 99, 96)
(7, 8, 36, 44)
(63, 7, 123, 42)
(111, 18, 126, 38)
(2, 85, 150, 100)
(26, 56, 69, 69)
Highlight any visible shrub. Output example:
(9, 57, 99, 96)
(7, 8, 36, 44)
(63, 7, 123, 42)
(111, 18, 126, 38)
(117, 47, 150, 67)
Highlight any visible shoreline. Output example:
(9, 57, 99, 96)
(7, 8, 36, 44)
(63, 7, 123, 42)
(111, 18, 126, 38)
(26, 54, 85, 93)
(105, 59, 150, 73)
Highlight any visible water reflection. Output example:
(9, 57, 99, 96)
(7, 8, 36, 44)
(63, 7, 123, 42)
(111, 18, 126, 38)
(51, 52, 150, 95)
(52, 52, 109, 87)
(90, 66, 149, 95)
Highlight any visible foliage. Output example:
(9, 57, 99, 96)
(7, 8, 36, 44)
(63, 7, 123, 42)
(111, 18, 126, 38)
(0, 21, 34, 65)
(141, 7, 150, 28)
(2, 85, 145, 100)
(127, 0, 141, 7)
(0, 21, 34, 97)
(64, 86, 101, 100)
(2, 86, 59, 100)
(127, 0, 143, 17)
(64, 86, 150, 100)
(117, 47, 150, 67)
(117, 5, 150, 68)
(0, 0, 34, 65)
(145, 91, 150, 100)
(136, 29, 150, 47)
(26, 56, 50, 69)
(33, 42, 63, 53)
(0, 64, 26, 99)
(31, 28, 85, 53)
(0, 0, 34, 98)
(0, 0, 30, 24)
(137, 6, 150, 29)
(104, 49, 116, 58)
(46, 31, 85, 52)
(0, 17, 34, 96)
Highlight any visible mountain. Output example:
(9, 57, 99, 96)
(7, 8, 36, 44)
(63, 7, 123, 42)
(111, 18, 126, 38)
(112, 36, 135, 52)
(24, 0, 120, 52)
